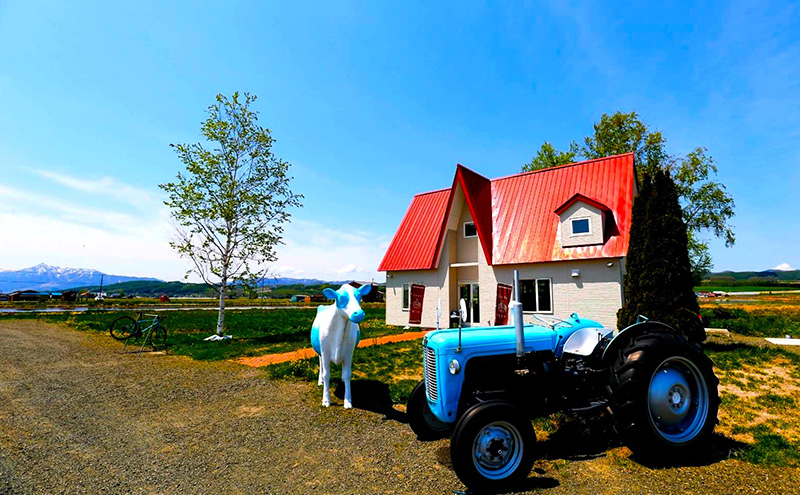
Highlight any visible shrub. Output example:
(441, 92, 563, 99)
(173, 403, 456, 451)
(617, 171, 703, 341)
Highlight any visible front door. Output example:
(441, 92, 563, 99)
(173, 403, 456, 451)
(458, 282, 480, 326)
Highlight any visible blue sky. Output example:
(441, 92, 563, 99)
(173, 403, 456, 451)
(1, 1, 798, 282)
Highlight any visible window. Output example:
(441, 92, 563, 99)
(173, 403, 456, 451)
(458, 282, 480, 324)
(571, 218, 590, 235)
(520, 278, 552, 313)
(402, 283, 410, 310)
(463, 221, 477, 238)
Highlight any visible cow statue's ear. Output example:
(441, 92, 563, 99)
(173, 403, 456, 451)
(359, 284, 372, 296)
(323, 288, 338, 301)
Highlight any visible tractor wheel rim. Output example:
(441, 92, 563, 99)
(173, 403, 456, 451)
(472, 421, 523, 479)
(647, 356, 709, 443)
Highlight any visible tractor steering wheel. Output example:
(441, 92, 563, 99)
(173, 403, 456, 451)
(532, 314, 573, 329)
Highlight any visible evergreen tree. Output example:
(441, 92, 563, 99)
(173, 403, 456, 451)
(617, 170, 704, 342)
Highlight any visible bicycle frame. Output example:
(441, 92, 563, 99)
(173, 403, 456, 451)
(123, 313, 164, 355)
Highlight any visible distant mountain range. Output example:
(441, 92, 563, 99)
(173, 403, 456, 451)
(708, 269, 800, 282)
(0, 263, 160, 293)
(0, 263, 347, 293)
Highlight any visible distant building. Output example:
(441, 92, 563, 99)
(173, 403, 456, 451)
(60, 291, 77, 302)
(347, 281, 385, 303)
(9, 290, 48, 302)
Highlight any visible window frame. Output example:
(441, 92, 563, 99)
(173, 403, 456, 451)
(401, 283, 410, 311)
(520, 277, 553, 314)
(463, 221, 478, 239)
(570, 217, 592, 236)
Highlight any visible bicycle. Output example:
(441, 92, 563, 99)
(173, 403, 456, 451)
(109, 312, 167, 353)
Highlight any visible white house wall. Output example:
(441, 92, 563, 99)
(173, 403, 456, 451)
(480, 256, 625, 330)
(385, 230, 455, 329)
(387, 211, 625, 329)
(456, 203, 479, 264)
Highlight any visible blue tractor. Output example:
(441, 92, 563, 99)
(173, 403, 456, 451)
(407, 273, 719, 491)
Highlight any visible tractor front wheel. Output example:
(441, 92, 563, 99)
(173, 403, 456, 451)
(450, 401, 536, 491)
(407, 380, 450, 440)
(608, 330, 719, 460)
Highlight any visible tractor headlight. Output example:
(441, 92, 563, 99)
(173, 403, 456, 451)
(448, 359, 461, 375)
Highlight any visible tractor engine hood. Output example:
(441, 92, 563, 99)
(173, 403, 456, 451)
(424, 319, 605, 357)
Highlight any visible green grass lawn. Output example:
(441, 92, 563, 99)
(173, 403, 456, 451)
(695, 286, 800, 293)
(4, 304, 405, 362)
(0, 297, 349, 310)
(705, 336, 800, 466)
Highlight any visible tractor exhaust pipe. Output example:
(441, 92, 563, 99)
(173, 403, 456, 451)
(513, 270, 528, 375)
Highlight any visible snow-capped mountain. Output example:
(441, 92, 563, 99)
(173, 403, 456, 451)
(0, 263, 161, 292)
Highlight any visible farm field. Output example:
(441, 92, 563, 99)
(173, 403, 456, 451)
(2, 304, 396, 362)
(0, 297, 342, 311)
(696, 285, 800, 293)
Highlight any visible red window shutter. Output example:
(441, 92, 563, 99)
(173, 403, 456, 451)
(409, 284, 425, 324)
(494, 283, 512, 325)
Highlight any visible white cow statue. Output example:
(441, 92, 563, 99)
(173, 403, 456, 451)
(310, 283, 371, 408)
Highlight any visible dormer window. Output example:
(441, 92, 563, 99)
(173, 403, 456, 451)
(463, 221, 477, 238)
(571, 218, 591, 235)
(555, 194, 610, 248)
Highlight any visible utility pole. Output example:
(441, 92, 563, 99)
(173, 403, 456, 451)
(99, 274, 104, 296)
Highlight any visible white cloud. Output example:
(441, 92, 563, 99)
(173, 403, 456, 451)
(332, 264, 365, 274)
(274, 220, 390, 282)
(0, 184, 152, 232)
(32, 169, 158, 211)
(0, 179, 390, 283)
(0, 211, 192, 280)
(773, 263, 795, 271)
(273, 265, 307, 276)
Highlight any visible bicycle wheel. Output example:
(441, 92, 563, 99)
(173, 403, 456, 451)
(109, 316, 137, 341)
(148, 324, 167, 350)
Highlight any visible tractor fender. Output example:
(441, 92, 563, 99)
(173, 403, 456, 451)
(600, 320, 682, 366)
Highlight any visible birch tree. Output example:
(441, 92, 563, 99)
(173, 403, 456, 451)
(160, 92, 302, 337)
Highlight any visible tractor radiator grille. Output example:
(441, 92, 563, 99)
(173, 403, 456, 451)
(424, 345, 438, 401)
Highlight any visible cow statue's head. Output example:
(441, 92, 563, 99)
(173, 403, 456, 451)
(323, 283, 372, 323)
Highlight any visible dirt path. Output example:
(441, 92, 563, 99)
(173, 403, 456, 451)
(1, 320, 799, 494)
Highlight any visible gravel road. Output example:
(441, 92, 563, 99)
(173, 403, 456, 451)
(1, 320, 798, 494)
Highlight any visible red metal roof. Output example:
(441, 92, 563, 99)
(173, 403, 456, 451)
(378, 153, 635, 271)
(377, 189, 451, 271)
(554, 193, 610, 215)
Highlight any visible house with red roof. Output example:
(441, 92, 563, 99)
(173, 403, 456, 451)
(378, 153, 636, 330)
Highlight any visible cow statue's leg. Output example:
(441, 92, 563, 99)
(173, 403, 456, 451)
(342, 354, 353, 409)
(318, 355, 324, 386)
(320, 354, 331, 407)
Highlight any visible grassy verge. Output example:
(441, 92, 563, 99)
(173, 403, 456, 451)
(700, 301, 800, 338)
(264, 340, 423, 404)
(3, 305, 405, 361)
(0, 299, 383, 310)
(705, 335, 800, 466)
(695, 286, 800, 293)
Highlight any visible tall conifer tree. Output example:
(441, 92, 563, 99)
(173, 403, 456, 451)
(617, 170, 704, 342)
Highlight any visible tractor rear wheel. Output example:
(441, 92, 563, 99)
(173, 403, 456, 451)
(407, 380, 450, 440)
(607, 330, 719, 460)
(450, 401, 536, 491)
